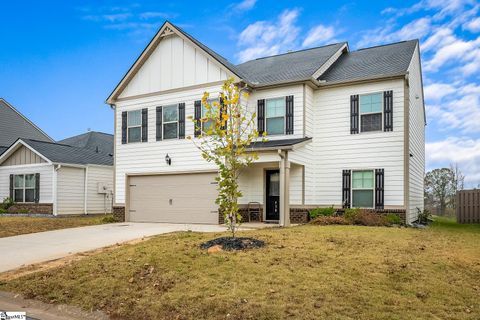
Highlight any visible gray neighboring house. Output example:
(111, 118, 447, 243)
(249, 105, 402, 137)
(59, 131, 114, 155)
(0, 134, 114, 215)
(0, 98, 54, 155)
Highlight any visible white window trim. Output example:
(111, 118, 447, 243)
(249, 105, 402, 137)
(359, 92, 383, 133)
(351, 169, 375, 209)
(13, 173, 36, 203)
(265, 96, 286, 136)
(127, 110, 142, 144)
(162, 104, 179, 140)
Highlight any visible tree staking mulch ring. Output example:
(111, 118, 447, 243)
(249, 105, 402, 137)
(200, 237, 265, 251)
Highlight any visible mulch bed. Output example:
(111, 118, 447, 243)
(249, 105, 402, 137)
(200, 237, 265, 251)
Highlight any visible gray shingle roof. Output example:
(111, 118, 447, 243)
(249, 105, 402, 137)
(0, 99, 53, 148)
(21, 139, 113, 166)
(236, 43, 346, 86)
(0, 147, 7, 156)
(59, 131, 114, 155)
(319, 40, 418, 84)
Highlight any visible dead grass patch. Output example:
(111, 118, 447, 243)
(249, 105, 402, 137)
(1, 218, 479, 320)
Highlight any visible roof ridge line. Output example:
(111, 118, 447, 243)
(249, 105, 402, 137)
(356, 39, 418, 51)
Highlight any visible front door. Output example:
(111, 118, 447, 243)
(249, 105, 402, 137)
(266, 170, 280, 221)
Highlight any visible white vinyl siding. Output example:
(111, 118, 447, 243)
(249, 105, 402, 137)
(313, 79, 405, 208)
(86, 166, 114, 214)
(119, 34, 230, 99)
(0, 164, 53, 203)
(407, 44, 426, 223)
(57, 166, 85, 215)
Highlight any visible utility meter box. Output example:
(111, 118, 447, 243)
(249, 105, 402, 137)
(97, 182, 109, 194)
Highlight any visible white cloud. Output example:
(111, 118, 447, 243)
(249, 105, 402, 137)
(139, 12, 170, 20)
(234, 0, 257, 11)
(237, 9, 301, 62)
(464, 17, 480, 32)
(302, 25, 336, 48)
(424, 83, 456, 101)
(424, 36, 480, 73)
(426, 137, 480, 185)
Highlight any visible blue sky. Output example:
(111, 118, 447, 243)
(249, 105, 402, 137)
(1, 0, 479, 184)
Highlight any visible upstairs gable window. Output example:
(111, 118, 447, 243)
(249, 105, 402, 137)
(163, 104, 178, 139)
(360, 93, 382, 132)
(127, 110, 142, 143)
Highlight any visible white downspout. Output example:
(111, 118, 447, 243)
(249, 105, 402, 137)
(53, 164, 61, 216)
(84, 166, 88, 215)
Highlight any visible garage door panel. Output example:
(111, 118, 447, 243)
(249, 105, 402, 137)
(128, 172, 219, 224)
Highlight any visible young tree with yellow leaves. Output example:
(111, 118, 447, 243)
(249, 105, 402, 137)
(188, 78, 260, 237)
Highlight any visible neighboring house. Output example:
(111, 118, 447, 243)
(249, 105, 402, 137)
(0, 98, 54, 155)
(106, 21, 425, 225)
(0, 136, 114, 215)
(59, 131, 114, 155)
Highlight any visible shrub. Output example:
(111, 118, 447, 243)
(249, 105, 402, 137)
(101, 214, 118, 223)
(310, 216, 350, 225)
(0, 207, 7, 214)
(343, 208, 361, 222)
(1, 197, 14, 210)
(385, 213, 402, 225)
(309, 206, 336, 219)
(352, 211, 389, 226)
(416, 208, 432, 225)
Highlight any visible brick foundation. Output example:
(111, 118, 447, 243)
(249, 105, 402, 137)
(112, 206, 126, 222)
(218, 206, 264, 224)
(8, 203, 53, 214)
(289, 207, 310, 224)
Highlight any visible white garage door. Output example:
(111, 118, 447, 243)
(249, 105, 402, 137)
(128, 172, 219, 224)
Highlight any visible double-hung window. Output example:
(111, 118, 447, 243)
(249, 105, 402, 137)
(359, 93, 382, 132)
(14, 174, 36, 203)
(127, 110, 142, 143)
(352, 170, 374, 208)
(202, 98, 219, 132)
(266, 97, 285, 135)
(163, 104, 178, 139)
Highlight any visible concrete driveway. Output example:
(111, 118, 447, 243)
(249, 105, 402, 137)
(0, 222, 229, 273)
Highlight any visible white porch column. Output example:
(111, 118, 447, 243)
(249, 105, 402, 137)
(279, 150, 291, 227)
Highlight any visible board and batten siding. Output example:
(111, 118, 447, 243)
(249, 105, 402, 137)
(0, 145, 46, 166)
(312, 79, 406, 208)
(86, 166, 114, 214)
(56, 166, 85, 215)
(119, 34, 230, 99)
(407, 44, 426, 223)
(0, 164, 54, 203)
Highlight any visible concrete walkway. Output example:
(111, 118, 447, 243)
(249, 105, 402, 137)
(0, 222, 230, 273)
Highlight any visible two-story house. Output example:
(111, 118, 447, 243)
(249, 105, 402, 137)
(107, 22, 425, 226)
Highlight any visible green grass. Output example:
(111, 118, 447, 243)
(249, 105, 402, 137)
(1, 218, 479, 320)
(0, 215, 114, 238)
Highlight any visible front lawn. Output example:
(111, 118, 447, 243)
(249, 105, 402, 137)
(1, 219, 479, 319)
(0, 215, 113, 238)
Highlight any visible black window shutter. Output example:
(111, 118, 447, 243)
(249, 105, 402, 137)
(219, 97, 226, 131)
(342, 170, 351, 208)
(194, 100, 202, 137)
(121, 111, 127, 144)
(156, 107, 162, 141)
(141, 108, 148, 142)
(375, 169, 385, 209)
(257, 99, 265, 135)
(34, 173, 40, 203)
(9, 174, 13, 199)
(286, 95, 294, 135)
(350, 95, 359, 134)
(384, 91, 393, 132)
(179, 103, 185, 139)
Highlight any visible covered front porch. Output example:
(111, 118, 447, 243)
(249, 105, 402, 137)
(236, 137, 311, 227)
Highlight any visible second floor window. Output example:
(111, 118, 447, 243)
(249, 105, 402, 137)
(360, 93, 382, 132)
(202, 98, 219, 132)
(163, 104, 178, 139)
(266, 97, 285, 135)
(127, 110, 142, 143)
(14, 174, 36, 203)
